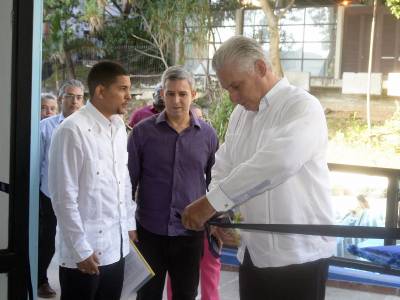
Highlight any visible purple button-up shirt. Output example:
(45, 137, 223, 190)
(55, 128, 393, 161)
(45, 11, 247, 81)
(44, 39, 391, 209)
(127, 111, 218, 236)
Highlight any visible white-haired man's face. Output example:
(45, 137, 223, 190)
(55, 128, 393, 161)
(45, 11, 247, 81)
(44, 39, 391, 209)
(216, 59, 269, 111)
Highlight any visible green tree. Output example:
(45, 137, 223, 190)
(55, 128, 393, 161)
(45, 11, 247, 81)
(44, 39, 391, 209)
(43, 0, 98, 83)
(385, 0, 400, 18)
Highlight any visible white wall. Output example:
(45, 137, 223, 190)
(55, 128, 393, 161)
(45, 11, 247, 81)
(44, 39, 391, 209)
(0, 0, 13, 298)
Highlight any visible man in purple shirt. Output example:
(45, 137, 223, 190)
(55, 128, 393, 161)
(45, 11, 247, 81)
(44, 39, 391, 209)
(128, 83, 164, 127)
(128, 66, 218, 300)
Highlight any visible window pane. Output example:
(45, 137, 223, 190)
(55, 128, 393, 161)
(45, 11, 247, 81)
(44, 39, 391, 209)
(304, 25, 336, 42)
(0, 193, 8, 249)
(0, 0, 11, 251)
(280, 25, 304, 43)
(184, 59, 208, 75)
(331, 172, 387, 260)
(280, 8, 305, 25)
(244, 9, 267, 26)
(211, 27, 236, 43)
(303, 60, 329, 76)
(280, 43, 303, 59)
(243, 26, 269, 43)
(305, 7, 336, 25)
(0, 273, 7, 299)
(281, 60, 302, 72)
(303, 42, 332, 59)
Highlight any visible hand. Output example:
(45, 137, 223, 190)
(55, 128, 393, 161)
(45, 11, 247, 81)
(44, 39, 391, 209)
(129, 230, 138, 242)
(210, 226, 223, 248)
(214, 226, 241, 247)
(77, 253, 100, 275)
(182, 196, 216, 231)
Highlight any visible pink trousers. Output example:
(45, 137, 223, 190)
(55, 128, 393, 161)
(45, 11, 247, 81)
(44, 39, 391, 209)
(167, 235, 221, 300)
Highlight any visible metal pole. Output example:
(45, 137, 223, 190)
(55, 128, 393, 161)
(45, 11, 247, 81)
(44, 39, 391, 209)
(366, 0, 377, 134)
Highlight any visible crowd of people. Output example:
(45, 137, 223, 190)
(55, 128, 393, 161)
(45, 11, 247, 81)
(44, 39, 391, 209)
(38, 36, 335, 300)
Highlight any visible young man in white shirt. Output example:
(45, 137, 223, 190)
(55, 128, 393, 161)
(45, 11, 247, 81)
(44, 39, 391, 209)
(182, 36, 335, 300)
(48, 61, 137, 300)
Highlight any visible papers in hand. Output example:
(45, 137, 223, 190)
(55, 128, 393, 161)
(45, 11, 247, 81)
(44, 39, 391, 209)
(121, 241, 155, 299)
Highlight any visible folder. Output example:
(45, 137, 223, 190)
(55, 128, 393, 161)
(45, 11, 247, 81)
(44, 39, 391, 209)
(120, 241, 155, 299)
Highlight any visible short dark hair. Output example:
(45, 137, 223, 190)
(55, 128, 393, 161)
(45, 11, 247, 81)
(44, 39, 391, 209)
(87, 61, 129, 98)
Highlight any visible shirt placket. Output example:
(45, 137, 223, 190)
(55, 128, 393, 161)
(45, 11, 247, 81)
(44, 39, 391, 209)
(111, 125, 124, 236)
(168, 132, 181, 236)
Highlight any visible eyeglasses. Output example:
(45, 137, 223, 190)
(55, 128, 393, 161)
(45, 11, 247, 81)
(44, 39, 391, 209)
(63, 93, 84, 101)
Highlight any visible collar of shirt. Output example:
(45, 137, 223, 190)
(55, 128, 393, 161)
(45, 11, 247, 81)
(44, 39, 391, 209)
(85, 101, 124, 133)
(155, 110, 201, 129)
(57, 114, 65, 124)
(258, 77, 290, 112)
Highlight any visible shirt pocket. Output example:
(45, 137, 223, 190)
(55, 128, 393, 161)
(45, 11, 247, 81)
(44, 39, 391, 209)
(82, 159, 103, 191)
(81, 159, 104, 220)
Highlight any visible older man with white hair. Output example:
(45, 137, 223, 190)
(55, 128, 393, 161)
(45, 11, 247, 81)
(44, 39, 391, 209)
(182, 36, 335, 300)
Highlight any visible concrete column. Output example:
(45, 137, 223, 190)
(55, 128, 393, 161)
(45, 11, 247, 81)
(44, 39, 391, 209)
(335, 6, 345, 79)
(235, 8, 244, 35)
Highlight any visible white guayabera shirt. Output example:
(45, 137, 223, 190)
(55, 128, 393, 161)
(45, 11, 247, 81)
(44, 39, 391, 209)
(207, 78, 335, 268)
(49, 102, 136, 268)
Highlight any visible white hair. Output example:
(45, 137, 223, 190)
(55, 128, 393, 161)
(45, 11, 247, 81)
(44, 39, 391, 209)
(58, 79, 85, 98)
(212, 35, 270, 72)
(41, 92, 57, 102)
(161, 66, 195, 90)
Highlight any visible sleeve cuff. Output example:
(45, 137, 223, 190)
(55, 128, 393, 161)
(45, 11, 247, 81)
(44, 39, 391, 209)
(206, 184, 235, 212)
(127, 218, 136, 231)
(73, 239, 93, 262)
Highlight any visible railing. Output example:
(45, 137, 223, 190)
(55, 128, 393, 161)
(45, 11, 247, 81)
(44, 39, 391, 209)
(328, 163, 400, 276)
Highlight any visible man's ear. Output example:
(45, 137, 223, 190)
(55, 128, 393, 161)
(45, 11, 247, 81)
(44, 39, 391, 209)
(254, 59, 267, 77)
(160, 89, 165, 97)
(94, 85, 104, 100)
(191, 89, 197, 99)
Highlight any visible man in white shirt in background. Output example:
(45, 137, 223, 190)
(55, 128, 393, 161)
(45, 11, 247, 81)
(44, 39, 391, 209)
(38, 79, 85, 298)
(182, 36, 335, 300)
(48, 61, 137, 300)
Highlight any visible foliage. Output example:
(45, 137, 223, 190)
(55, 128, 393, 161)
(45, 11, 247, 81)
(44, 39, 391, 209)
(327, 108, 400, 168)
(208, 91, 235, 142)
(385, 0, 400, 18)
(43, 0, 99, 81)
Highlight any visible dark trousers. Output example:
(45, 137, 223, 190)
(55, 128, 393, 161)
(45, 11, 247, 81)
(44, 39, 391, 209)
(38, 191, 57, 286)
(136, 223, 203, 300)
(59, 257, 125, 300)
(239, 249, 329, 300)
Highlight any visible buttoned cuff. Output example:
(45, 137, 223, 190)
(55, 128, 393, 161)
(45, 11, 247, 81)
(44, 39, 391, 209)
(206, 184, 235, 212)
(73, 239, 93, 262)
(127, 218, 136, 231)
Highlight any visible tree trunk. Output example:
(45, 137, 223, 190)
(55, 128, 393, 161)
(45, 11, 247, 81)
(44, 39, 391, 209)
(259, 0, 284, 77)
(64, 49, 76, 79)
(177, 19, 185, 65)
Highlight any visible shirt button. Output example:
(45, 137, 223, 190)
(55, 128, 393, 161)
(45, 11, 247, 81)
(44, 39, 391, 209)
(88, 129, 91, 132)
(98, 252, 102, 255)
(118, 181, 121, 184)
(96, 171, 100, 175)
(98, 230, 102, 234)
(62, 262, 66, 266)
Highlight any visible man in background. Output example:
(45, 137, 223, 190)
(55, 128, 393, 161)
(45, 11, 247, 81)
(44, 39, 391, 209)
(38, 79, 85, 298)
(128, 83, 164, 127)
(40, 92, 58, 120)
